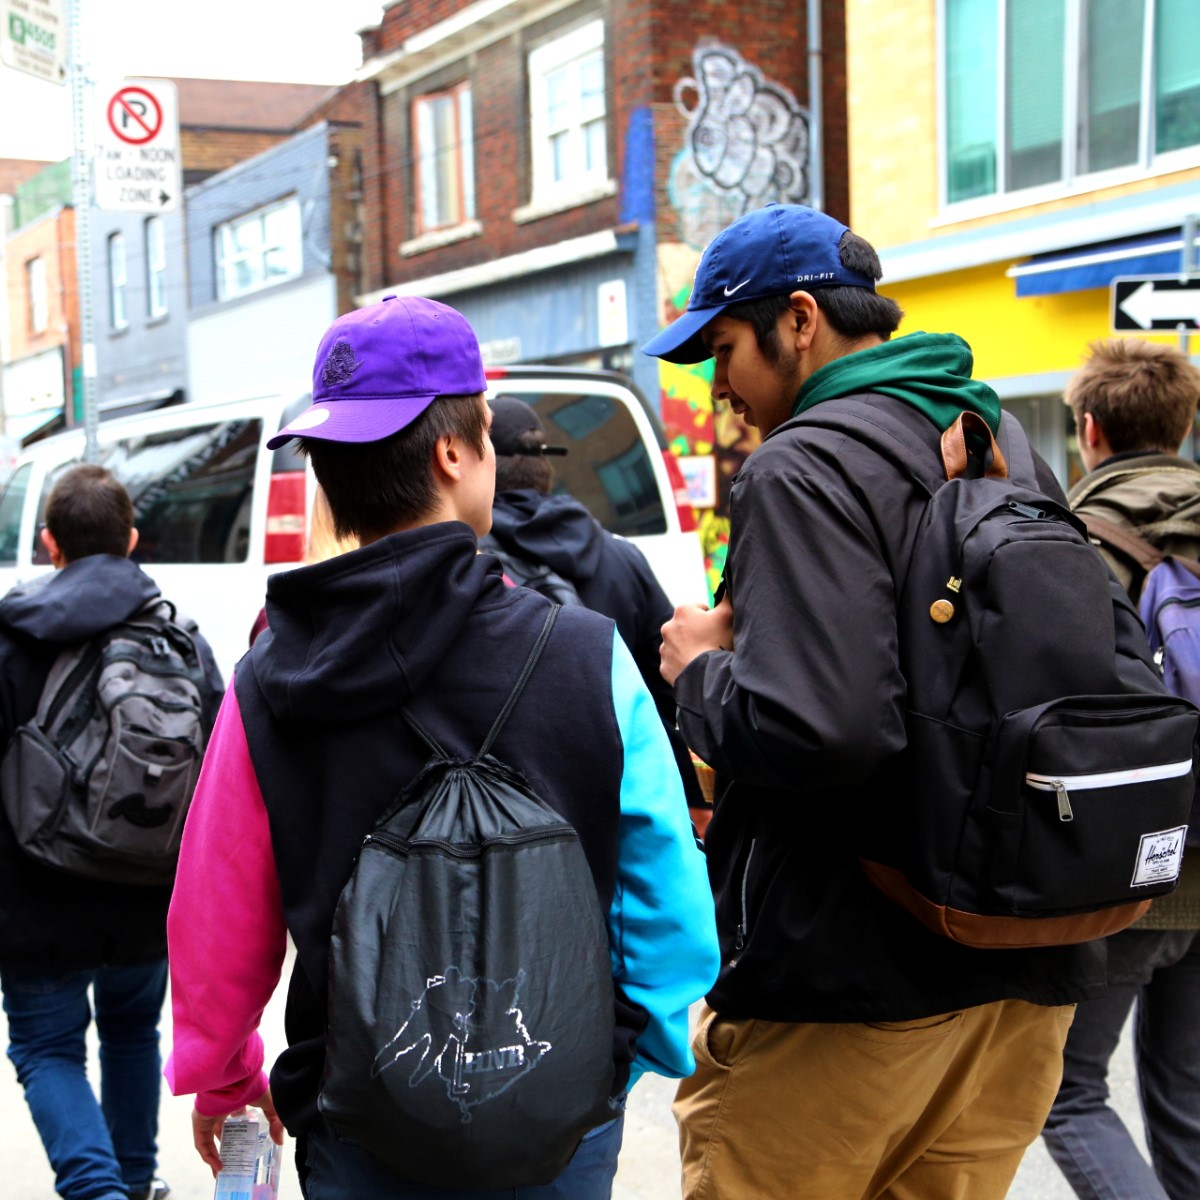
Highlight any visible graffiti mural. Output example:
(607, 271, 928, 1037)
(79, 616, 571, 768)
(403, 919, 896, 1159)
(659, 43, 810, 596)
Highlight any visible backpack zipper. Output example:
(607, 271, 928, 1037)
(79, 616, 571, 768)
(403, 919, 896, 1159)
(734, 837, 757, 950)
(1025, 759, 1194, 823)
(365, 825, 576, 858)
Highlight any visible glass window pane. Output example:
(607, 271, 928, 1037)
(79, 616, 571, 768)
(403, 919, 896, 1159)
(233, 217, 262, 254)
(1156, 0, 1200, 154)
(0, 464, 31, 566)
(550, 130, 569, 182)
(580, 52, 604, 118)
(107, 420, 262, 564)
(1079, 0, 1145, 174)
(584, 118, 605, 175)
(1007, 0, 1065, 190)
(546, 66, 571, 131)
(459, 90, 475, 221)
(945, 0, 999, 202)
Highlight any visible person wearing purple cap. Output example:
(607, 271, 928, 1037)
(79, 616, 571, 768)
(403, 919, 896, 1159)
(162, 295, 719, 1199)
(643, 205, 1099, 1199)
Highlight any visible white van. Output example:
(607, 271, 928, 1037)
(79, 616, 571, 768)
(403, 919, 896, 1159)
(0, 369, 706, 680)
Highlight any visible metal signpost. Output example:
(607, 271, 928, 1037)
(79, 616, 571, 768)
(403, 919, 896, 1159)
(94, 78, 180, 214)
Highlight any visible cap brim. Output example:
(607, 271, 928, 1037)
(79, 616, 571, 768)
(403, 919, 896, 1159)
(266, 395, 436, 449)
(640, 303, 726, 364)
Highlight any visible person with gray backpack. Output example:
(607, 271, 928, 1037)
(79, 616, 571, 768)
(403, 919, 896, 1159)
(1042, 338, 1200, 1200)
(163, 295, 719, 1199)
(0, 464, 223, 1200)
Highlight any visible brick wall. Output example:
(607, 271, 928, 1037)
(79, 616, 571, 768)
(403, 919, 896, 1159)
(6, 207, 77, 372)
(359, 0, 849, 292)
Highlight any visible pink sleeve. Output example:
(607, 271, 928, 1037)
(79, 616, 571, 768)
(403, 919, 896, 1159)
(164, 681, 289, 1117)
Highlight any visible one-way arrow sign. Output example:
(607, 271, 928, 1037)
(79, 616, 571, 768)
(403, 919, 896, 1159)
(1112, 275, 1200, 332)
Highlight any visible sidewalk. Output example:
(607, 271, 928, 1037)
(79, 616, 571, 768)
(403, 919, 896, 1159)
(0, 957, 1144, 1199)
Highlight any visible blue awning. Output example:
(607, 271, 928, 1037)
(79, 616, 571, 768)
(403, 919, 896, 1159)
(1008, 231, 1196, 297)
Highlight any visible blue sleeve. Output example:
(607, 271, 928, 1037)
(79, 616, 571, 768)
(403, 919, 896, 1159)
(607, 628, 720, 1090)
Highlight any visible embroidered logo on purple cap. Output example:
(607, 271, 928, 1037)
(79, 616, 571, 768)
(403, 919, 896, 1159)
(267, 295, 487, 449)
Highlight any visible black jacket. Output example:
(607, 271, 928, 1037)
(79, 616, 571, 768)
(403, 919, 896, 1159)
(0, 555, 223, 969)
(676, 396, 1107, 1022)
(235, 523, 647, 1132)
(489, 489, 704, 807)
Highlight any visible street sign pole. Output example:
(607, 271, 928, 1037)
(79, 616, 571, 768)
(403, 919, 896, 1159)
(1181, 213, 1198, 361)
(67, 0, 98, 462)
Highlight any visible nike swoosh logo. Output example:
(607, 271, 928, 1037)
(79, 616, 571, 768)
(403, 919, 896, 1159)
(723, 279, 752, 296)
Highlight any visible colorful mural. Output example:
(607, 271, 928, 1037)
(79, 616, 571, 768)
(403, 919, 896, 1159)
(658, 43, 810, 596)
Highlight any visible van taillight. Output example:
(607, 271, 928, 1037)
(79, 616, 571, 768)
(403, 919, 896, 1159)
(265, 471, 306, 563)
(662, 452, 698, 533)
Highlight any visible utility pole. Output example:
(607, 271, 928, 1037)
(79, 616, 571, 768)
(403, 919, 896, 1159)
(807, 0, 823, 212)
(67, 0, 98, 461)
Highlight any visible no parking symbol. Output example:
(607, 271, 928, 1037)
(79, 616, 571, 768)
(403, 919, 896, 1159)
(94, 78, 181, 213)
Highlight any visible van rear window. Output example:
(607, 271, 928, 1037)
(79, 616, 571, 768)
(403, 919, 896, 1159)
(32, 420, 261, 566)
(0, 464, 32, 566)
(494, 392, 666, 537)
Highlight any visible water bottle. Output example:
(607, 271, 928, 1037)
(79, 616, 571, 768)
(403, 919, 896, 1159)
(213, 1112, 283, 1200)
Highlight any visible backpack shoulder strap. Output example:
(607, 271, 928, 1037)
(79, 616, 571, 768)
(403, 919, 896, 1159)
(1080, 514, 1166, 575)
(401, 602, 561, 760)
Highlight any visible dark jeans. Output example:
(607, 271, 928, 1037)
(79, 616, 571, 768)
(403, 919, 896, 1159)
(299, 1109, 625, 1200)
(1, 960, 168, 1200)
(1042, 927, 1200, 1200)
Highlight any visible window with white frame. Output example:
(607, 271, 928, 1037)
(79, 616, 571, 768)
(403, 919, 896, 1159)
(26, 257, 47, 334)
(943, 0, 1200, 206)
(214, 197, 302, 301)
(145, 216, 167, 318)
(108, 233, 128, 330)
(413, 83, 475, 234)
(528, 19, 608, 202)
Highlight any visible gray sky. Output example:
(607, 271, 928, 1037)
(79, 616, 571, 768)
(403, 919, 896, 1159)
(0, 0, 385, 161)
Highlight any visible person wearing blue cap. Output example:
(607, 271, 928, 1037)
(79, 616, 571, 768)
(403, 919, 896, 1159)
(644, 204, 1099, 1199)
(162, 295, 720, 1198)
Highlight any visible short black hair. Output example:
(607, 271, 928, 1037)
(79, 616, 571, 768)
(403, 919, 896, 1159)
(44, 465, 134, 562)
(724, 229, 904, 358)
(302, 393, 488, 542)
(494, 430, 554, 495)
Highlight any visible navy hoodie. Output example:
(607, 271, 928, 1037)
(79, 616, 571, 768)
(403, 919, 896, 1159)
(0, 555, 223, 969)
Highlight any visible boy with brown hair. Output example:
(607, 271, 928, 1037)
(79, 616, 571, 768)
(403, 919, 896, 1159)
(1044, 337, 1200, 1200)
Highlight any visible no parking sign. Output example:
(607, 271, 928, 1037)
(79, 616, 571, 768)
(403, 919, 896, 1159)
(94, 78, 181, 213)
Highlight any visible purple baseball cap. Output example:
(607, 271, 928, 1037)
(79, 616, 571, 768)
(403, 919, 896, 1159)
(641, 204, 877, 365)
(267, 295, 487, 449)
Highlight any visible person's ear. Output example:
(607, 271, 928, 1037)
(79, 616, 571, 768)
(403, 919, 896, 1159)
(127, 527, 139, 557)
(786, 291, 821, 353)
(39, 525, 64, 568)
(1082, 411, 1100, 448)
(434, 434, 465, 482)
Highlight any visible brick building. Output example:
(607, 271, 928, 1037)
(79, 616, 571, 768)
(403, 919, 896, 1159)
(354, 0, 846, 576)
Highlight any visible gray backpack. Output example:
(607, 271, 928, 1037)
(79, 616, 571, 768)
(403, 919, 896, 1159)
(1, 599, 209, 885)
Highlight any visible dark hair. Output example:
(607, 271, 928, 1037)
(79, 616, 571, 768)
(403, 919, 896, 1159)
(44, 464, 135, 562)
(302, 393, 488, 542)
(725, 229, 903, 358)
(1065, 338, 1200, 454)
(494, 430, 554, 495)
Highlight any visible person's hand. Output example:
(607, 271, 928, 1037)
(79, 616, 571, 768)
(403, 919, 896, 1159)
(192, 1088, 285, 1177)
(661, 595, 733, 685)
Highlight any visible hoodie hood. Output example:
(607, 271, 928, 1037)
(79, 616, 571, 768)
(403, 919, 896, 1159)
(489, 490, 605, 583)
(251, 521, 507, 725)
(0, 555, 160, 645)
(792, 331, 1002, 434)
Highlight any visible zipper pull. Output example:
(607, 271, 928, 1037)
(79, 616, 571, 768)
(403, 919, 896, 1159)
(1053, 780, 1073, 822)
(734, 923, 746, 950)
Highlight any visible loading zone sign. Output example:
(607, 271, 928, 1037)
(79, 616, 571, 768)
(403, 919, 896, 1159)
(95, 79, 181, 214)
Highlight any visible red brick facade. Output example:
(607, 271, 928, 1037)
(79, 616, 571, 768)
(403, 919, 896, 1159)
(358, 0, 847, 294)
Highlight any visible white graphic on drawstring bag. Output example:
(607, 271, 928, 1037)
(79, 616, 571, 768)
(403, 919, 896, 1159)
(371, 965, 552, 1122)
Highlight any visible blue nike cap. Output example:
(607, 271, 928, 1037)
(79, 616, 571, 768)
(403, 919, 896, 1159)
(641, 203, 877, 365)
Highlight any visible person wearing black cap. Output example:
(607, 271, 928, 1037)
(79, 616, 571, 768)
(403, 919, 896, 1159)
(484, 395, 709, 822)
(643, 204, 1102, 1199)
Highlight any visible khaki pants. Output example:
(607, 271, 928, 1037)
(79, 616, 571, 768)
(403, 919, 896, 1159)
(674, 999, 1075, 1200)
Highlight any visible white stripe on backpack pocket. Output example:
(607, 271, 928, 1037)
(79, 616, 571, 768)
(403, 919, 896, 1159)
(1026, 760, 1194, 792)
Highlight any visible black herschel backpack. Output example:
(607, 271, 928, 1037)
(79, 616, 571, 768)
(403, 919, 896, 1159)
(319, 605, 616, 1188)
(799, 399, 1199, 949)
(478, 533, 585, 609)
